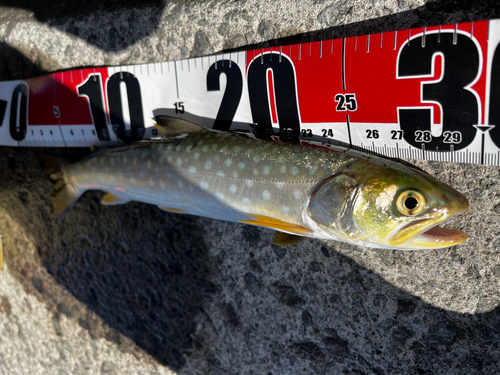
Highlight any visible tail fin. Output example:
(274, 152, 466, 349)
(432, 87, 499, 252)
(38, 155, 79, 216)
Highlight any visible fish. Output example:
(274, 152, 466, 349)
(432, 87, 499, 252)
(40, 115, 469, 249)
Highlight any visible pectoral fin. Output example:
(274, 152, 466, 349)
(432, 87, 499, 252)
(240, 214, 312, 235)
(273, 232, 307, 246)
(158, 206, 187, 213)
(101, 193, 130, 205)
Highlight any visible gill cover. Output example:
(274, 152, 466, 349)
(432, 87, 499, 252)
(307, 173, 359, 230)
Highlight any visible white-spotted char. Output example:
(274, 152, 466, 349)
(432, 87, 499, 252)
(41, 116, 469, 249)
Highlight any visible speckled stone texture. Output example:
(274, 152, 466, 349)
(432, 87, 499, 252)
(0, 0, 500, 374)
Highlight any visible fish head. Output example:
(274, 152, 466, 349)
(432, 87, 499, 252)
(307, 159, 468, 249)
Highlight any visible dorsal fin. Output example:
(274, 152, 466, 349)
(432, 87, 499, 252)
(154, 115, 204, 137)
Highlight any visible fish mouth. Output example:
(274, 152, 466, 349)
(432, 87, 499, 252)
(388, 210, 468, 249)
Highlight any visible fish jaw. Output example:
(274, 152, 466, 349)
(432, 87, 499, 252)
(388, 203, 468, 249)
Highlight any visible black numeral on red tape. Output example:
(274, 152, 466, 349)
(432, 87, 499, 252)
(78, 73, 145, 142)
(247, 53, 301, 141)
(9, 84, 28, 141)
(398, 33, 480, 151)
(489, 42, 500, 148)
(335, 94, 357, 111)
(108, 73, 145, 141)
(77, 75, 110, 141)
(207, 60, 242, 131)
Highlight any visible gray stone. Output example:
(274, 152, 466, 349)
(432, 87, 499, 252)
(317, 2, 351, 25)
(190, 30, 212, 58)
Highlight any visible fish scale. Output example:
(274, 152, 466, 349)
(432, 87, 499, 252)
(68, 130, 355, 227)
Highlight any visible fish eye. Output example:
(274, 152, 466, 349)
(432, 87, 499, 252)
(396, 190, 426, 216)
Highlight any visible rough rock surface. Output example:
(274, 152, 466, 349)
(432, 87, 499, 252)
(0, 0, 499, 374)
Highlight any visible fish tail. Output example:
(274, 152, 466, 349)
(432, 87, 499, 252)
(38, 155, 79, 216)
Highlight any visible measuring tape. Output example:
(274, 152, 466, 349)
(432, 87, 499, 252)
(1, 19, 500, 165)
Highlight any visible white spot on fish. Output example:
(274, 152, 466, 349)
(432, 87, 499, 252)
(216, 171, 225, 177)
(194, 152, 200, 160)
(239, 162, 245, 170)
(254, 155, 261, 162)
(139, 171, 145, 178)
(215, 155, 221, 162)
(189, 166, 196, 173)
(246, 180, 254, 187)
(188, 184, 194, 192)
(291, 166, 300, 175)
(225, 158, 233, 167)
(280, 166, 286, 174)
(281, 206, 290, 214)
(233, 172, 239, 178)
(202, 146, 209, 152)
(177, 180, 183, 188)
(293, 189, 301, 199)
(263, 166, 270, 175)
(200, 181, 209, 190)
(133, 157, 138, 165)
(216, 192, 224, 200)
(176, 158, 182, 167)
(262, 190, 271, 200)
(149, 179, 155, 186)
(167, 156, 173, 163)
(253, 169, 259, 175)
(309, 166, 316, 175)
(229, 185, 237, 194)
(166, 144, 173, 151)
(242, 198, 250, 205)
(160, 181, 166, 189)
(205, 161, 212, 169)
(234, 146, 242, 152)
(275, 182, 285, 189)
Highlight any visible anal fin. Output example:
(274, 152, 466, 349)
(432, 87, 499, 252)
(101, 193, 130, 205)
(240, 214, 312, 235)
(158, 206, 187, 214)
(273, 232, 307, 246)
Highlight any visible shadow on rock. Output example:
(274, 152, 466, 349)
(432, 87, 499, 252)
(0, 0, 165, 52)
(0, 147, 215, 370)
(0, 42, 47, 81)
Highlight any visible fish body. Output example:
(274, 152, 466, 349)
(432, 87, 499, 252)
(44, 117, 468, 249)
